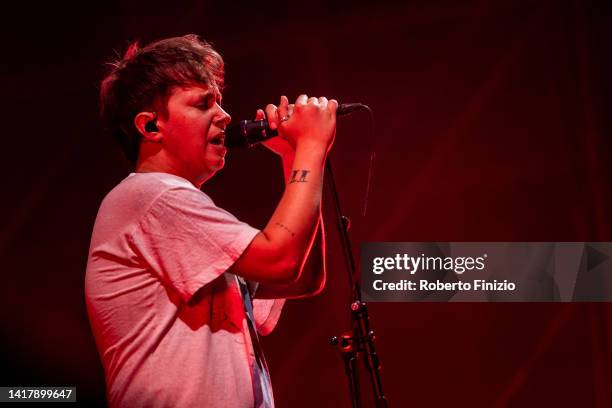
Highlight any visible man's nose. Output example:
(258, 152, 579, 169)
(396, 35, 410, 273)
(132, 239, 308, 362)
(215, 104, 231, 128)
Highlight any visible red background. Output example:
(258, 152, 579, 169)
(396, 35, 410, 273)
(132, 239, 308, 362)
(1, 0, 611, 406)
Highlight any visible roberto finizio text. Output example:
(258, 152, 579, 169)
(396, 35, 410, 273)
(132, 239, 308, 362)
(372, 279, 516, 291)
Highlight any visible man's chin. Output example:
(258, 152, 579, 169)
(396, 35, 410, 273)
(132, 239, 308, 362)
(203, 150, 225, 168)
(211, 158, 225, 172)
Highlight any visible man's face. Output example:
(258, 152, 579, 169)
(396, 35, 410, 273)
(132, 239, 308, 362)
(157, 84, 231, 184)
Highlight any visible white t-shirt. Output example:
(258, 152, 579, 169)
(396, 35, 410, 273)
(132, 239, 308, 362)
(85, 172, 284, 407)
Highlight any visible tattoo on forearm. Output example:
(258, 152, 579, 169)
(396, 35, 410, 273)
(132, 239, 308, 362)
(275, 222, 296, 237)
(289, 169, 310, 183)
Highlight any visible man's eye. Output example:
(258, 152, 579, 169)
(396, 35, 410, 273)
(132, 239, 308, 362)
(197, 96, 216, 110)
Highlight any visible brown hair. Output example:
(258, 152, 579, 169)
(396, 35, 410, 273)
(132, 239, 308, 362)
(99, 34, 225, 164)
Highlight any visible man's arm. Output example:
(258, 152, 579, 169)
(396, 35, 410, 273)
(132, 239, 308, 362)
(255, 151, 326, 299)
(254, 219, 325, 298)
(228, 95, 336, 286)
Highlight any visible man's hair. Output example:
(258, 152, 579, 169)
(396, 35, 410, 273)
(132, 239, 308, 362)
(99, 34, 224, 164)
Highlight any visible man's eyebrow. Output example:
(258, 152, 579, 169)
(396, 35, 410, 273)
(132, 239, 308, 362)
(194, 90, 222, 104)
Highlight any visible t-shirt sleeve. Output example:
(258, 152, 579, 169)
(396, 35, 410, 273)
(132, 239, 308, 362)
(130, 185, 260, 302)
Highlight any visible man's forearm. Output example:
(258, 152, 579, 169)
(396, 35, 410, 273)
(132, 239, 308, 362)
(280, 150, 325, 284)
(254, 151, 326, 299)
(260, 143, 326, 277)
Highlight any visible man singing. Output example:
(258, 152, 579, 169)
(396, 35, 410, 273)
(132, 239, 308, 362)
(85, 34, 337, 407)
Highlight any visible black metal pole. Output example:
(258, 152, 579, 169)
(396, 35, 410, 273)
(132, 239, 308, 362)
(326, 159, 388, 407)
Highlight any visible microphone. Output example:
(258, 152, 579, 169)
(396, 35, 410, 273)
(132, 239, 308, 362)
(224, 103, 368, 148)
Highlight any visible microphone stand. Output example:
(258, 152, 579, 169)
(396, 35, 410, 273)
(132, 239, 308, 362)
(326, 159, 387, 408)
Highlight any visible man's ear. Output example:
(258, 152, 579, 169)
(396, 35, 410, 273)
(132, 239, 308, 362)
(134, 112, 162, 143)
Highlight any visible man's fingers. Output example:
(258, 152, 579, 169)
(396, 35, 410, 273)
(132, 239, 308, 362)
(328, 99, 339, 114)
(277, 95, 289, 124)
(295, 94, 308, 106)
(318, 97, 328, 109)
(279, 95, 289, 109)
(265, 103, 278, 129)
(308, 96, 318, 105)
(255, 109, 265, 121)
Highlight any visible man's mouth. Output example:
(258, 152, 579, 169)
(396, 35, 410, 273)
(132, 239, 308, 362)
(209, 132, 225, 146)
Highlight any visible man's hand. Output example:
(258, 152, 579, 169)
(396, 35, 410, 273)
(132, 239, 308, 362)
(260, 94, 338, 158)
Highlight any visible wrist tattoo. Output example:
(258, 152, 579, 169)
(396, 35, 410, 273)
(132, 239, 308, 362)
(275, 222, 296, 237)
(289, 169, 310, 183)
